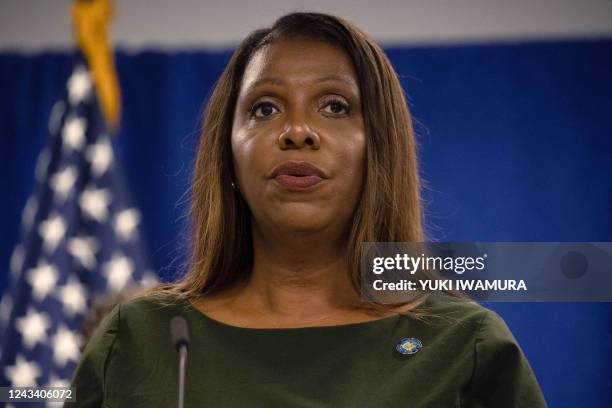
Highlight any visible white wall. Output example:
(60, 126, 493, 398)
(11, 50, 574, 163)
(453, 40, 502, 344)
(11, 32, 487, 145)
(1, 0, 612, 51)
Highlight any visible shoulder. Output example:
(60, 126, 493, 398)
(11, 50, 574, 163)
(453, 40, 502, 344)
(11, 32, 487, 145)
(79, 294, 188, 363)
(414, 293, 493, 333)
(417, 294, 526, 352)
(118, 294, 189, 323)
(405, 294, 519, 361)
(414, 295, 547, 406)
(419, 295, 548, 407)
(71, 295, 186, 374)
(418, 294, 521, 347)
(68, 295, 189, 406)
(101, 294, 190, 348)
(465, 310, 547, 406)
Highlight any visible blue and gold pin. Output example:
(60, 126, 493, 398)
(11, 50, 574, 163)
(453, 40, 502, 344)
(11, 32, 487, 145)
(396, 337, 422, 355)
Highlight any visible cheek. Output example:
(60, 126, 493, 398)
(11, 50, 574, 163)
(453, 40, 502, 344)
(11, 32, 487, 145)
(350, 135, 366, 173)
(336, 131, 366, 185)
(231, 129, 260, 182)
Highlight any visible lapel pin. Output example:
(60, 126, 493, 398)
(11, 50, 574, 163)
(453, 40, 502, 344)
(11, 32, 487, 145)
(396, 337, 422, 355)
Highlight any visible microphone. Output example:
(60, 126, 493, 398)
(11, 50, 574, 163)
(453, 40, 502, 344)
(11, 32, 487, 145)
(170, 316, 190, 408)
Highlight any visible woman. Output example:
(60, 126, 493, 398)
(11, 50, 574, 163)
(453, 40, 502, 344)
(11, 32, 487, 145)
(68, 12, 547, 407)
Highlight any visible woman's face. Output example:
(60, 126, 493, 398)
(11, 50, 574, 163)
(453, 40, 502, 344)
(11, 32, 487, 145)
(231, 38, 366, 236)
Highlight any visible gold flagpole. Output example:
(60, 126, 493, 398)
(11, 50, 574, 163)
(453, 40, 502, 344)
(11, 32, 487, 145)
(71, 0, 121, 131)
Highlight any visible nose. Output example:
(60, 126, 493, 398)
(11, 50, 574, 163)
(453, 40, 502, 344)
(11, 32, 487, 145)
(278, 112, 321, 150)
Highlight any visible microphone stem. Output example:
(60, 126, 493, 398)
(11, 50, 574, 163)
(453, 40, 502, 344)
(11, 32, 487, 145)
(178, 345, 187, 408)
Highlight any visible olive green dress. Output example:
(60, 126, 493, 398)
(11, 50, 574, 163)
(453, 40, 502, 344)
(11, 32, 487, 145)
(66, 294, 547, 407)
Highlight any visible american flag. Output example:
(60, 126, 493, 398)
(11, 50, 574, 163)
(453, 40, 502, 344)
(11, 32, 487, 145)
(0, 56, 156, 401)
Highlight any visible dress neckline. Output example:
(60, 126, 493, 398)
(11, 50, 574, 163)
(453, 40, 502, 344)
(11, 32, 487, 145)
(182, 297, 407, 333)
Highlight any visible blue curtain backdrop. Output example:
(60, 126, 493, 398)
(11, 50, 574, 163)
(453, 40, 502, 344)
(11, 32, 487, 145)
(1, 40, 611, 407)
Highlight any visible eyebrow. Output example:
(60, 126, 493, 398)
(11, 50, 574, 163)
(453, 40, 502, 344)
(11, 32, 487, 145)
(244, 74, 358, 94)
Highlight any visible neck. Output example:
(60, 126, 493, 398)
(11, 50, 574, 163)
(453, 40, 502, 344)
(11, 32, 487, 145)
(236, 220, 364, 321)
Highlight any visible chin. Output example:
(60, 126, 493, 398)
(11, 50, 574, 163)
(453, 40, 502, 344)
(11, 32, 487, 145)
(273, 216, 331, 234)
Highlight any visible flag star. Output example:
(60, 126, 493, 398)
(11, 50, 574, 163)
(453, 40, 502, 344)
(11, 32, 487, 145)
(22, 196, 38, 230)
(26, 261, 59, 302)
(38, 214, 67, 253)
(79, 187, 112, 222)
(4, 355, 41, 387)
(51, 325, 81, 367)
(56, 278, 87, 316)
(45, 376, 70, 408)
(67, 236, 99, 270)
(47, 375, 70, 388)
(62, 116, 87, 152)
(46, 376, 71, 408)
(86, 138, 114, 177)
(67, 66, 92, 105)
(15, 308, 51, 349)
(50, 166, 78, 203)
(140, 270, 159, 288)
(103, 253, 134, 292)
(10, 245, 25, 277)
(114, 208, 141, 241)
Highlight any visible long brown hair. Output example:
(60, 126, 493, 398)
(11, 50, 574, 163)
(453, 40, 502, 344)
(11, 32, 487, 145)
(155, 12, 434, 313)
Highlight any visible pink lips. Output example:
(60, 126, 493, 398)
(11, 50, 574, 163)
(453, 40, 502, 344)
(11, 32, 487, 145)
(269, 161, 328, 190)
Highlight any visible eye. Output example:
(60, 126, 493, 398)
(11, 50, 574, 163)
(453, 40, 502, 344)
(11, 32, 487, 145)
(250, 101, 279, 118)
(320, 98, 350, 116)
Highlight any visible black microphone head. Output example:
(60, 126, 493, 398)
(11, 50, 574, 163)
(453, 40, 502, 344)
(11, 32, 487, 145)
(170, 316, 190, 350)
